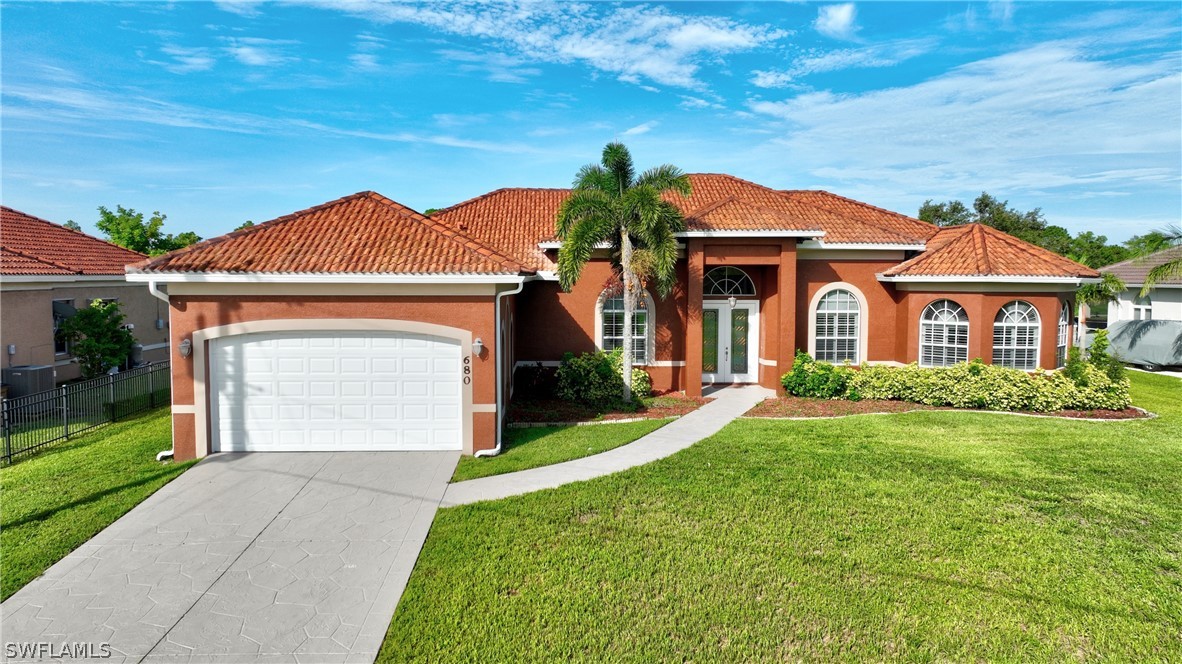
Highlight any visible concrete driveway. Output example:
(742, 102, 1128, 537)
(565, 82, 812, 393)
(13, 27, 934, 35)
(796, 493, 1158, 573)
(1, 451, 458, 663)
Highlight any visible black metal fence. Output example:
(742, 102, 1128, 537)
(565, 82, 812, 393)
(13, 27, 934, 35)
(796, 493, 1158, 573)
(2, 362, 171, 464)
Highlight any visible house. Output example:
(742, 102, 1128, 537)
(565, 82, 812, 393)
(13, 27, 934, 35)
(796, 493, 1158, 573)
(126, 175, 1099, 460)
(1, 206, 170, 388)
(1099, 246, 1182, 322)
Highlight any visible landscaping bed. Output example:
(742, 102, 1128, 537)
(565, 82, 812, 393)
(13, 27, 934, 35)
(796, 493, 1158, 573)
(506, 391, 709, 424)
(747, 396, 1149, 420)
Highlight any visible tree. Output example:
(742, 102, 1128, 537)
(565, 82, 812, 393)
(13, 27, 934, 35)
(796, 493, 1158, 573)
(234, 220, 255, 231)
(95, 205, 201, 255)
(63, 219, 82, 232)
(555, 142, 691, 402)
(59, 299, 136, 379)
(1140, 224, 1182, 296)
(1124, 230, 1176, 256)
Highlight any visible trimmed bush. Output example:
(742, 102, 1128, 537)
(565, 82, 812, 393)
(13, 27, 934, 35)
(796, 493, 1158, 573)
(781, 351, 857, 399)
(555, 348, 652, 408)
(781, 350, 1132, 413)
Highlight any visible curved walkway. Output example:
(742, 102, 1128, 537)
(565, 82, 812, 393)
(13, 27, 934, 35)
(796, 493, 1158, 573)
(441, 384, 773, 507)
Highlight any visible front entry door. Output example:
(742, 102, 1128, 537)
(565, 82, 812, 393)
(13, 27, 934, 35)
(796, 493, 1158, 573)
(702, 301, 759, 384)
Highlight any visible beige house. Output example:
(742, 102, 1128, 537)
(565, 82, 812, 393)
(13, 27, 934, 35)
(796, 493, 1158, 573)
(1, 206, 170, 390)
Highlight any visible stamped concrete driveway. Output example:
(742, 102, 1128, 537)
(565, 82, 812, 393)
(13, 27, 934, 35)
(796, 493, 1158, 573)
(1, 451, 458, 663)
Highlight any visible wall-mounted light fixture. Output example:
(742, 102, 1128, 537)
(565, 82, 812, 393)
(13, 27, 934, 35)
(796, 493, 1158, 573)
(155, 318, 165, 330)
(472, 337, 484, 356)
(728, 296, 737, 309)
(178, 339, 192, 358)
(6, 344, 15, 357)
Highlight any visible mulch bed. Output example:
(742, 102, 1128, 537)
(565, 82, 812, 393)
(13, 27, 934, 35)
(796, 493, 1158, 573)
(506, 392, 711, 424)
(746, 396, 1150, 420)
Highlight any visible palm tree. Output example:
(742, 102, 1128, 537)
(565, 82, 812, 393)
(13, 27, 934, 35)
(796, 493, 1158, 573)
(1139, 224, 1182, 297)
(556, 142, 691, 402)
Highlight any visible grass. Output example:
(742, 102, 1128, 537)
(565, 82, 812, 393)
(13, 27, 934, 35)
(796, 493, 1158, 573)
(382, 372, 1182, 662)
(0, 409, 196, 601)
(451, 419, 669, 482)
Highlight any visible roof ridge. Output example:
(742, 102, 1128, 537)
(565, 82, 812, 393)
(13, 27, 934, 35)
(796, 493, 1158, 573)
(132, 191, 380, 272)
(364, 193, 530, 274)
(974, 224, 991, 273)
(1, 246, 82, 274)
(2, 205, 147, 259)
(689, 195, 826, 232)
(1099, 243, 1182, 271)
(430, 186, 570, 219)
(973, 222, 1094, 274)
(782, 190, 934, 243)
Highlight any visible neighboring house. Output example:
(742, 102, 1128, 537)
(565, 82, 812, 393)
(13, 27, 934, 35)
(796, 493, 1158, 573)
(1100, 246, 1182, 322)
(127, 175, 1099, 460)
(1, 206, 169, 387)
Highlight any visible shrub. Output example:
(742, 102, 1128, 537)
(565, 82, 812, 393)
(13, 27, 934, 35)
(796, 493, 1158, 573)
(1087, 329, 1126, 383)
(780, 351, 857, 400)
(555, 348, 652, 408)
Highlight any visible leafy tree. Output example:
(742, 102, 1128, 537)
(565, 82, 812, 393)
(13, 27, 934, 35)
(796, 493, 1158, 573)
(63, 219, 82, 232)
(555, 142, 691, 402)
(234, 220, 255, 231)
(1124, 230, 1177, 256)
(59, 299, 135, 379)
(423, 208, 441, 216)
(95, 205, 201, 255)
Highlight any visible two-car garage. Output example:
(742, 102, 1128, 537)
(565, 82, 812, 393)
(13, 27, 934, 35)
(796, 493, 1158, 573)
(208, 330, 465, 453)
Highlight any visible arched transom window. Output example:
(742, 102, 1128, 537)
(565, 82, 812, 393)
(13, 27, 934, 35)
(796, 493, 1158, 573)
(704, 267, 756, 297)
(1056, 302, 1070, 368)
(920, 299, 969, 367)
(815, 289, 860, 363)
(993, 301, 1040, 370)
(598, 289, 652, 364)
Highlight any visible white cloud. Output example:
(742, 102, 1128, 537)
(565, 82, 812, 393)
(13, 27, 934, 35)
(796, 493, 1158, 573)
(304, 1, 787, 89)
(622, 121, 658, 136)
(156, 44, 216, 73)
(349, 53, 380, 71)
(436, 49, 541, 83)
(814, 3, 858, 40)
(212, 0, 264, 18)
(221, 37, 299, 67)
(678, 95, 724, 110)
(751, 38, 936, 88)
(747, 41, 1181, 204)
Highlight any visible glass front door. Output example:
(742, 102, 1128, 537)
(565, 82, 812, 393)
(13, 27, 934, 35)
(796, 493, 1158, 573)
(701, 301, 758, 384)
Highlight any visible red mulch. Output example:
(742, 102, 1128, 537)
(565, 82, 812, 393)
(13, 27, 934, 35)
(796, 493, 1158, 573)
(506, 392, 711, 424)
(747, 397, 1149, 420)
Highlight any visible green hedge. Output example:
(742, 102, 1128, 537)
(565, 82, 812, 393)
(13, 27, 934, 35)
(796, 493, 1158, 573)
(556, 348, 652, 408)
(780, 349, 1131, 413)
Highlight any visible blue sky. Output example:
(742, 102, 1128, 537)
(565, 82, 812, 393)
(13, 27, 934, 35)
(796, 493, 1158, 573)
(3, 1, 1179, 243)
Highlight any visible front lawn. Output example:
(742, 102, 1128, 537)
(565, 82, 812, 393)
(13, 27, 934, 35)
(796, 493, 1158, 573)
(0, 409, 195, 601)
(451, 419, 668, 482)
(383, 371, 1182, 661)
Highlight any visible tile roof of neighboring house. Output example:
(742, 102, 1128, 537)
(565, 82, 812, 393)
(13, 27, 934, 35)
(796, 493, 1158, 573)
(1, 206, 146, 275)
(133, 191, 530, 275)
(881, 223, 1100, 279)
(1098, 245, 1182, 285)
(431, 173, 940, 271)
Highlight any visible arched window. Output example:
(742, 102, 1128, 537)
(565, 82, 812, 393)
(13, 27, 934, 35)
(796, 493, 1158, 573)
(596, 289, 653, 364)
(813, 289, 861, 363)
(993, 301, 1040, 370)
(1056, 302, 1070, 368)
(1133, 294, 1152, 320)
(920, 299, 969, 367)
(704, 267, 756, 297)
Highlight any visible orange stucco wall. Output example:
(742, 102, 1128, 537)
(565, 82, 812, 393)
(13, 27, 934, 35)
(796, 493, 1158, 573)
(795, 258, 903, 362)
(167, 295, 498, 460)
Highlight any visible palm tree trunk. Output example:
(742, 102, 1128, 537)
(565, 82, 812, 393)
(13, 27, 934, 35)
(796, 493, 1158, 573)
(620, 228, 634, 403)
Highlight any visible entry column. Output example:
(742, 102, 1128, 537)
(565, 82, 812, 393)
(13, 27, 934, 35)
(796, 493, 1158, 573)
(685, 239, 705, 397)
(777, 240, 798, 372)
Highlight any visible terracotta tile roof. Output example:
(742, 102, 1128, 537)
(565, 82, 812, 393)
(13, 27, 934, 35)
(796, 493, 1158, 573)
(431, 173, 938, 270)
(1, 206, 146, 275)
(1098, 245, 1182, 285)
(133, 191, 529, 275)
(881, 223, 1100, 279)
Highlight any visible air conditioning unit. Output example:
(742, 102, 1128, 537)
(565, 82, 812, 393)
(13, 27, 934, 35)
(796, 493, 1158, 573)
(2, 365, 56, 398)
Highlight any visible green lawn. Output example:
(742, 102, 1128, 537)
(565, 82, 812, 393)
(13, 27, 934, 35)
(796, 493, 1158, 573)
(0, 409, 195, 601)
(383, 372, 1182, 662)
(452, 419, 669, 482)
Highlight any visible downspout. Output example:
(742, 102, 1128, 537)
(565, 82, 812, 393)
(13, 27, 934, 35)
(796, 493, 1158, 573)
(144, 277, 175, 462)
(474, 277, 527, 457)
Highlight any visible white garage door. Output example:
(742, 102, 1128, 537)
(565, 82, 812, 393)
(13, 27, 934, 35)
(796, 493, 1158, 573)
(210, 331, 463, 452)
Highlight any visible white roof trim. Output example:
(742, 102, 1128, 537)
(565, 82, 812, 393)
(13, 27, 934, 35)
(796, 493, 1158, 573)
(126, 272, 528, 285)
(1, 274, 131, 283)
(799, 240, 925, 251)
(675, 230, 823, 238)
(877, 274, 1100, 285)
(1119, 283, 1182, 289)
(534, 270, 559, 281)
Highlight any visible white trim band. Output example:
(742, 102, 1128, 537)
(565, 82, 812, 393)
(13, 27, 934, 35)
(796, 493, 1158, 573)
(127, 272, 528, 285)
(878, 274, 1099, 285)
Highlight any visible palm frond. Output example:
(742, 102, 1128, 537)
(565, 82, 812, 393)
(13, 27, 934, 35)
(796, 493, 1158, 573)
(557, 214, 616, 292)
(555, 189, 611, 239)
(1140, 258, 1182, 297)
(636, 164, 691, 198)
(1077, 272, 1126, 306)
(572, 164, 608, 191)
(601, 142, 635, 194)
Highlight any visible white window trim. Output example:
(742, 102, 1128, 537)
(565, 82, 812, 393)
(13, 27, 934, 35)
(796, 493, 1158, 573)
(807, 282, 869, 364)
(594, 288, 655, 366)
(703, 266, 758, 297)
(992, 300, 1041, 370)
(1056, 301, 1070, 368)
(1132, 293, 1152, 321)
(919, 299, 970, 368)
